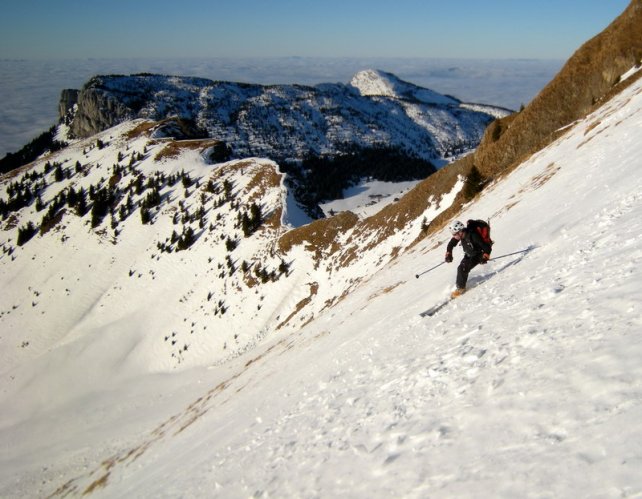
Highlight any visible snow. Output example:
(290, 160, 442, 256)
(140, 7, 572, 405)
(279, 169, 314, 228)
(349, 69, 460, 106)
(621, 63, 642, 82)
(319, 179, 419, 218)
(1, 71, 642, 498)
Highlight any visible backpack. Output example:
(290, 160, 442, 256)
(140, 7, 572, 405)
(467, 219, 493, 246)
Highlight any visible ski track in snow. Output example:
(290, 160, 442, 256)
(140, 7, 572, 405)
(1, 73, 642, 497)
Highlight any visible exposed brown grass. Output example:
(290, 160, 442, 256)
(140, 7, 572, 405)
(368, 159, 468, 236)
(154, 139, 221, 161)
(276, 282, 319, 329)
(584, 120, 602, 135)
(124, 120, 156, 140)
(278, 211, 359, 263)
(527, 162, 561, 191)
(47, 479, 79, 498)
(223, 160, 255, 173)
(245, 162, 283, 210)
(264, 206, 283, 231)
(82, 473, 110, 495)
(0, 158, 39, 182)
(368, 281, 404, 301)
(473, 0, 642, 181)
(332, 158, 471, 263)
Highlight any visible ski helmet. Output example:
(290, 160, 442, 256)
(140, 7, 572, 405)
(449, 220, 465, 234)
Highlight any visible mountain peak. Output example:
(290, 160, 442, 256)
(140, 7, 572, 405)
(349, 69, 460, 105)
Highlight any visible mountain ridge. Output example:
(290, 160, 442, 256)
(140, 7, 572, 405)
(349, 69, 461, 106)
(60, 70, 508, 163)
(377, 0, 642, 248)
(468, 0, 642, 180)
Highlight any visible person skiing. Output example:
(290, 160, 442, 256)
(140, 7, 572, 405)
(445, 220, 492, 298)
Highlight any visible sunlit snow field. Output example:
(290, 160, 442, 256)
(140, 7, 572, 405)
(0, 65, 640, 497)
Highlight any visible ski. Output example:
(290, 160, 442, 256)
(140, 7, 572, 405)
(419, 246, 536, 317)
(419, 299, 451, 317)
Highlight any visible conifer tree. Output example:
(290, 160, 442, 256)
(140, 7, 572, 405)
(140, 206, 151, 225)
(176, 226, 195, 251)
(54, 164, 64, 182)
(462, 165, 486, 201)
(17, 222, 37, 246)
(241, 202, 263, 237)
(67, 186, 78, 208)
(76, 189, 88, 217)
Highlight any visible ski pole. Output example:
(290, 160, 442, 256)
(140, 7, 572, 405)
(415, 261, 445, 279)
(415, 246, 532, 278)
(489, 246, 534, 261)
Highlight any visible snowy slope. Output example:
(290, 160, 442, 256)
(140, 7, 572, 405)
(1, 69, 642, 498)
(350, 69, 511, 120)
(349, 69, 460, 105)
(0, 127, 311, 373)
(319, 178, 420, 218)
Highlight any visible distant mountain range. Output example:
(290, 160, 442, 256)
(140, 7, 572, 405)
(60, 69, 509, 166)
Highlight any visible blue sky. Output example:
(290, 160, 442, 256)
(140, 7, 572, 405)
(0, 0, 630, 60)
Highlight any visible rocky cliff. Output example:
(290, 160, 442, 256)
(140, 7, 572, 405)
(469, 0, 642, 180)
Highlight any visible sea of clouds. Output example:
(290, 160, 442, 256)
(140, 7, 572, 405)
(0, 57, 562, 157)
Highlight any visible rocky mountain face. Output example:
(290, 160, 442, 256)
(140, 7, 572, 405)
(382, 0, 642, 245)
(59, 70, 508, 165)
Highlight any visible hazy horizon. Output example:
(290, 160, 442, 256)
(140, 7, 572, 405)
(0, 56, 563, 157)
(1, 1, 627, 60)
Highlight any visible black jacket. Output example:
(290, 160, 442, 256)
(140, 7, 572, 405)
(447, 228, 492, 258)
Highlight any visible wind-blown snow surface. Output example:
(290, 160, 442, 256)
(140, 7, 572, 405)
(2, 74, 642, 497)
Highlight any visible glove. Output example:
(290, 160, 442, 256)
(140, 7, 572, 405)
(445, 251, 453, 263)
(481, 253, 490, 264)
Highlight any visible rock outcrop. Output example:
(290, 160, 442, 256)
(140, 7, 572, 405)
(58, 89, 79, 121)
(64, 80, 132, 137)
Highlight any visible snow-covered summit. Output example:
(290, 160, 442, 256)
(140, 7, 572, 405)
(350, 69, 460, 106)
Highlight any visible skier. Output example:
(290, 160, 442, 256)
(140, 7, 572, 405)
(445, 220, 492, 298)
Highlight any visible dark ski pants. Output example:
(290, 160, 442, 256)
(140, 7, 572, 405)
(457, 254, 483, 289)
